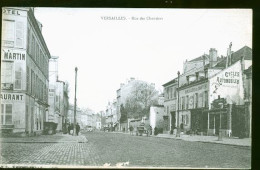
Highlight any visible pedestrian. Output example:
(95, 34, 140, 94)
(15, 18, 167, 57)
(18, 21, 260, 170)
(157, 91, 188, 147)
(70, 123, 74, 135)
(129, 125, 134, 135)
(76, 123, 80, 136)
(68, 123, 71, 134)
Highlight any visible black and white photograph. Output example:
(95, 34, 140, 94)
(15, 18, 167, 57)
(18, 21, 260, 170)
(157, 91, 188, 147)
(0, 7, 252, 169)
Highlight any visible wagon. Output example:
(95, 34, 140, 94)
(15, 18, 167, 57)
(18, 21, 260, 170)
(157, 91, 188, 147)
(136, 123, 148, 136)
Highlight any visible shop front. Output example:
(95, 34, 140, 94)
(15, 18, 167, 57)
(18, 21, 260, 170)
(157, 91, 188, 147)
(0, 92, 26, 133)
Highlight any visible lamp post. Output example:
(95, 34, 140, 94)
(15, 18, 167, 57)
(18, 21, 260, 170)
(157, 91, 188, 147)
(73, 67, 78, 136)
(177, 71, 180, 137)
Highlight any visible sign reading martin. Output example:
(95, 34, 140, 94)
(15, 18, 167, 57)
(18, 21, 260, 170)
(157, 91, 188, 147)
(209, 61, 244, 108)
(1, 49, 26, 61)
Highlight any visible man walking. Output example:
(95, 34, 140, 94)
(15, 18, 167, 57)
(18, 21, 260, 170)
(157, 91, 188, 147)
(129, 125, 134, 136)
(76, 123, 80, 136)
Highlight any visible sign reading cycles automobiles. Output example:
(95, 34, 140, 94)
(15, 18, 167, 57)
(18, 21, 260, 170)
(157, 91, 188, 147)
(209, 60, 244, 107)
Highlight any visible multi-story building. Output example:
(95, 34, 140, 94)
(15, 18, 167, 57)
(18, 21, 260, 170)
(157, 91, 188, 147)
(165, 45, 252, 137)
(1, 7, 50, 135)
(162, 78, 178, 133)
(47, 56, 69, 132)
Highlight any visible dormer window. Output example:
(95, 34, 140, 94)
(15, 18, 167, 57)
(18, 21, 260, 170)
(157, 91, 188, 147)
(186, 76, 190, 84)
(196, 72, 199, 81)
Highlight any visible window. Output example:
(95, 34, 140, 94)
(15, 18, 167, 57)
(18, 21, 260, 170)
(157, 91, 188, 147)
(1, 61, 13, 84)
(2, 20, 15, 47)
(32, 36, 35, 60)
(15, 21, 24, 48)
(36, 76, 38, 98)
(26, 66, 30, 93)
(27, 26, 30, 52)
(14, 63, 22, 89)
(204, 91, 208, 107)
(186, 95, 189, 109)
(182, 97, 185, 110)
(182, 114, 189, 125)
(195, 93, 198, 108)
(173, 87, 176, 98)
(31, 70, 35, 95)
(1, 104, 13, 125)
(36, 43, 39, 64)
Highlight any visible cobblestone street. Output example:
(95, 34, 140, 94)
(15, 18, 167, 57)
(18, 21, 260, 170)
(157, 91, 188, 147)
(0, 131, 251, 168)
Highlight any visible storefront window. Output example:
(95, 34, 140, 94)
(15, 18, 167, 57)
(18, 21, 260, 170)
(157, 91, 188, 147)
(1, 104, 4, 125)
(1, 104, 13, 125)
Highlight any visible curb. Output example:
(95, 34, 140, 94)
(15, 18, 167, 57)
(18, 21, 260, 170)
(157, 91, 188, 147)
(154, 135, 251, 148)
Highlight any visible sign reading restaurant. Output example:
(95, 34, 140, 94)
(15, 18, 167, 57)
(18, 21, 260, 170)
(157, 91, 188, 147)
(1, 93, 24, 101)
(0, 93, 24, 101)
(1, 49, 26, 61)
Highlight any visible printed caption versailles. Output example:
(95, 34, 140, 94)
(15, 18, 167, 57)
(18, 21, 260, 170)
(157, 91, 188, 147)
(101, 16, 163, 21)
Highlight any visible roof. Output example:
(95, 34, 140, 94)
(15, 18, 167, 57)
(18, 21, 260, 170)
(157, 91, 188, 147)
(189, 54, 209, 62)
(215, 46, 252, 67)
(244, 65, 252, 75)
(162, 78, 178, 87)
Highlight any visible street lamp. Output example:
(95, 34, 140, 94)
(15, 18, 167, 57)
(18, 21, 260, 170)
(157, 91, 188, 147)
(73, 67, 78, 136)
(177, 71, 180, 137)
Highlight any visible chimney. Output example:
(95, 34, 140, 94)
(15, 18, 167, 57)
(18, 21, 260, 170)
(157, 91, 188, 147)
(226, 42, 232, 68)
(203, 55, 206, 66)
(209, 48, 218, 68)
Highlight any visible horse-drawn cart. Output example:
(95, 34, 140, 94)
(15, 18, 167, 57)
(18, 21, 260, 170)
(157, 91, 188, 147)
(136, 123, 149, 136)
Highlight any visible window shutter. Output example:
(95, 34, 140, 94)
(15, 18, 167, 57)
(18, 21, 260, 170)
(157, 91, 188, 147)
(16, 21, 24, 48)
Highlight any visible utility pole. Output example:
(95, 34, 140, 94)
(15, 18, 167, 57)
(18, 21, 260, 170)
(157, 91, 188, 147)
(73, 67, 78, 136)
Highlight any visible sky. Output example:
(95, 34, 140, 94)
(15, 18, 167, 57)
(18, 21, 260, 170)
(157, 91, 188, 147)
(34, 8, 252, 113)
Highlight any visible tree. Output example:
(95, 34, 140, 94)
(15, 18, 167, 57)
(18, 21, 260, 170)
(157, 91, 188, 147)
(119, 104, 127, 123)
(124, 81, 159, 119)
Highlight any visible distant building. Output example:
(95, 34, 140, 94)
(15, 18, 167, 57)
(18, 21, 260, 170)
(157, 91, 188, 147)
(1, 7, 50, 135)
(162, 78, 178, 133)
(47, 56, 69, 132)
(149, 105, 164, 135)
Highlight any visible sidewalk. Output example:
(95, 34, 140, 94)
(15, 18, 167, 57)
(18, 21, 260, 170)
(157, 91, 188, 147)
(0, 132, 88, 143)
(110, 131, 251, 147)
(155, 133, 251, 147)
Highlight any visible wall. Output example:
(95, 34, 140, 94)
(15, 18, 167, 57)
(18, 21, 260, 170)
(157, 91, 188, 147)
(209, 60, 244, 108)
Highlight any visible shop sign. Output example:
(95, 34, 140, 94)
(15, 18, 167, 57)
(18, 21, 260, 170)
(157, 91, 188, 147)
(185, 83, 207, 94)
(2, 49, 26, 61)
(2, 8, 27, 17)
(0, 93, 24, 101)
(209, 61, 244, 108)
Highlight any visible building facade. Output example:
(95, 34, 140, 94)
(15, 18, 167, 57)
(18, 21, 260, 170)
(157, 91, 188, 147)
(47, 56, 69, 132)
(1, 8, 50, 135)
(164, 45, 252, 137)
(162, 78, 178, 133)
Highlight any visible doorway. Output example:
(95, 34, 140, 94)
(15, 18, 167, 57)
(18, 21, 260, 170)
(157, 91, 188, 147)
(171, 111, 176, 130)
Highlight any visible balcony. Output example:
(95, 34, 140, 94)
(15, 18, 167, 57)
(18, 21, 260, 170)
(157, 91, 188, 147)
(1, 83, 13, 90)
